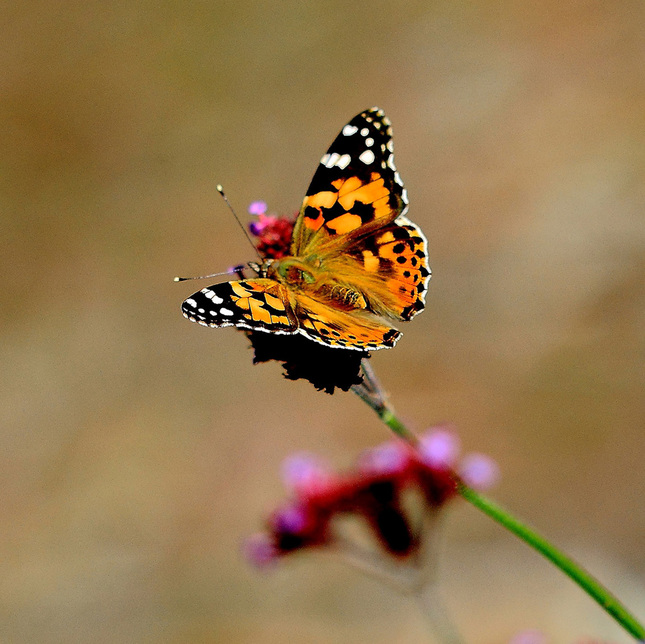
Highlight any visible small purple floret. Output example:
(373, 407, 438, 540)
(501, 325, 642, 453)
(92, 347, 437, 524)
(242, 533, 278, 569)
(459, 453, 500, 490)
(281, 452, 332, 497)
(248, 200, 267, 215)
(358, 441, 410, 475)
(509, 630, 547, 644)
(418, 428, 460, 469)
(272, 503, 308, 534)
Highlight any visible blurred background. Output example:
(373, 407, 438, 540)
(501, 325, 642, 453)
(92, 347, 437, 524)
(2, 1, 644, 641)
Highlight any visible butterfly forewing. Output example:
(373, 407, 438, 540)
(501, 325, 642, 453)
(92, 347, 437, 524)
(291, 108, 409, 255)
(182, 279, 298, 334)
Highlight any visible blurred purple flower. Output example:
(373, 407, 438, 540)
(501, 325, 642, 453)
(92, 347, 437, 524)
(247, 426, 499, 566)
(509, 631, 548, 644)
(281, 452, 334, 497)
(459, 453, 501, 490)
(357, 441, 411, 476)
(418, 427, 460, 468)
(242, 533, 278, 569)
(271, 502, 309, 534)
(248, 200, 267, 215)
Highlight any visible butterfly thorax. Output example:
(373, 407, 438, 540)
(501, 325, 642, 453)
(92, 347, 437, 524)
(266, 255, 369, 312)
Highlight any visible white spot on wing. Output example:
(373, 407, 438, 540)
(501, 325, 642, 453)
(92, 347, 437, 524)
(360, 127, 369, 136)
(324, 152, 340, 168)
(185, 298, 197, 308)
(220, 308, 234, 316)
(202, 289, 223, 304)
(365, 137, 374, 147)
(359, 149, 375, 165)
(336, 154, 351, 169)
(342, 124, 358, 136)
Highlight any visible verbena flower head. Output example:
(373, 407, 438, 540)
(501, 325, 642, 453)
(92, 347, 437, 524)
(244, 426, 500, 568)
(247, 202, 294, 259)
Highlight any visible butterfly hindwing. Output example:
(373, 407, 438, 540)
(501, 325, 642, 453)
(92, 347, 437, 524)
(292, 291, 402, 351)
(347, 215, 431, 321)
(181, 279, 298, 333)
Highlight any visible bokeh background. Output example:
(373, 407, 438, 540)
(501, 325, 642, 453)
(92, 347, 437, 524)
(2, 1, 644, 642)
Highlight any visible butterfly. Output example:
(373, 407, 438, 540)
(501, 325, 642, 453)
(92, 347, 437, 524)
(181, 108, 430, 351)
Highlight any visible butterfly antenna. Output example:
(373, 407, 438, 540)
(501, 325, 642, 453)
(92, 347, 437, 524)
(216, 184, 263, 261)
(174, 269, 236, 282)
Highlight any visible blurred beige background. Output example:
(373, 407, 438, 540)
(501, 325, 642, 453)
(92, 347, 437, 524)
(2, 1, 644, 642)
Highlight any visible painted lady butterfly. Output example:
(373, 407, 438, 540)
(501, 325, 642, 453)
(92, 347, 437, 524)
(181, 108, 430, 351)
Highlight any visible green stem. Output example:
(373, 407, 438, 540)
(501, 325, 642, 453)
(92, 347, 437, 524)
(457, 483, 645, 640)
(352, 360, 418, 444)
(381, 407, 417, 443)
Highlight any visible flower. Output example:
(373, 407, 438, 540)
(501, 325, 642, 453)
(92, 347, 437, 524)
(281, 452, 336, 497)
(247, 204, 294, 259)
(459, 452, 500, 491)
(244, 426, 500, 568)
(248, 200, 267, 216)
(418, 426, 460, 468)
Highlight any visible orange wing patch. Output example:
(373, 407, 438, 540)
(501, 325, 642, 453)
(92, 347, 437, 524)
(228, 280, 296, 328)
(296, 172, 398, 249)
(290, 291, 401, 351)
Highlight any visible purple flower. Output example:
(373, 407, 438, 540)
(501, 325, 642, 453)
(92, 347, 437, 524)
(246, 426, 498, 567)
(271, 503, 309, 534)
(509, 631, 547, 644)
(281, 452, 333, 497)
(459, 453, 500, 490)
(418, 427, 460, 469)
(248, 200, 267, 216)
(358, 441, 411, 476)
(242, 533, 278, 569)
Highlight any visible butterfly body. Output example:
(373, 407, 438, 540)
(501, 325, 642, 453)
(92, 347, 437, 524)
(182, 108, 430, 351)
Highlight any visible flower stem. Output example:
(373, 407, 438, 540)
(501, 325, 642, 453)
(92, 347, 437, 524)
(457, 483, 645, 641)
(352, 360, 418, 444)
